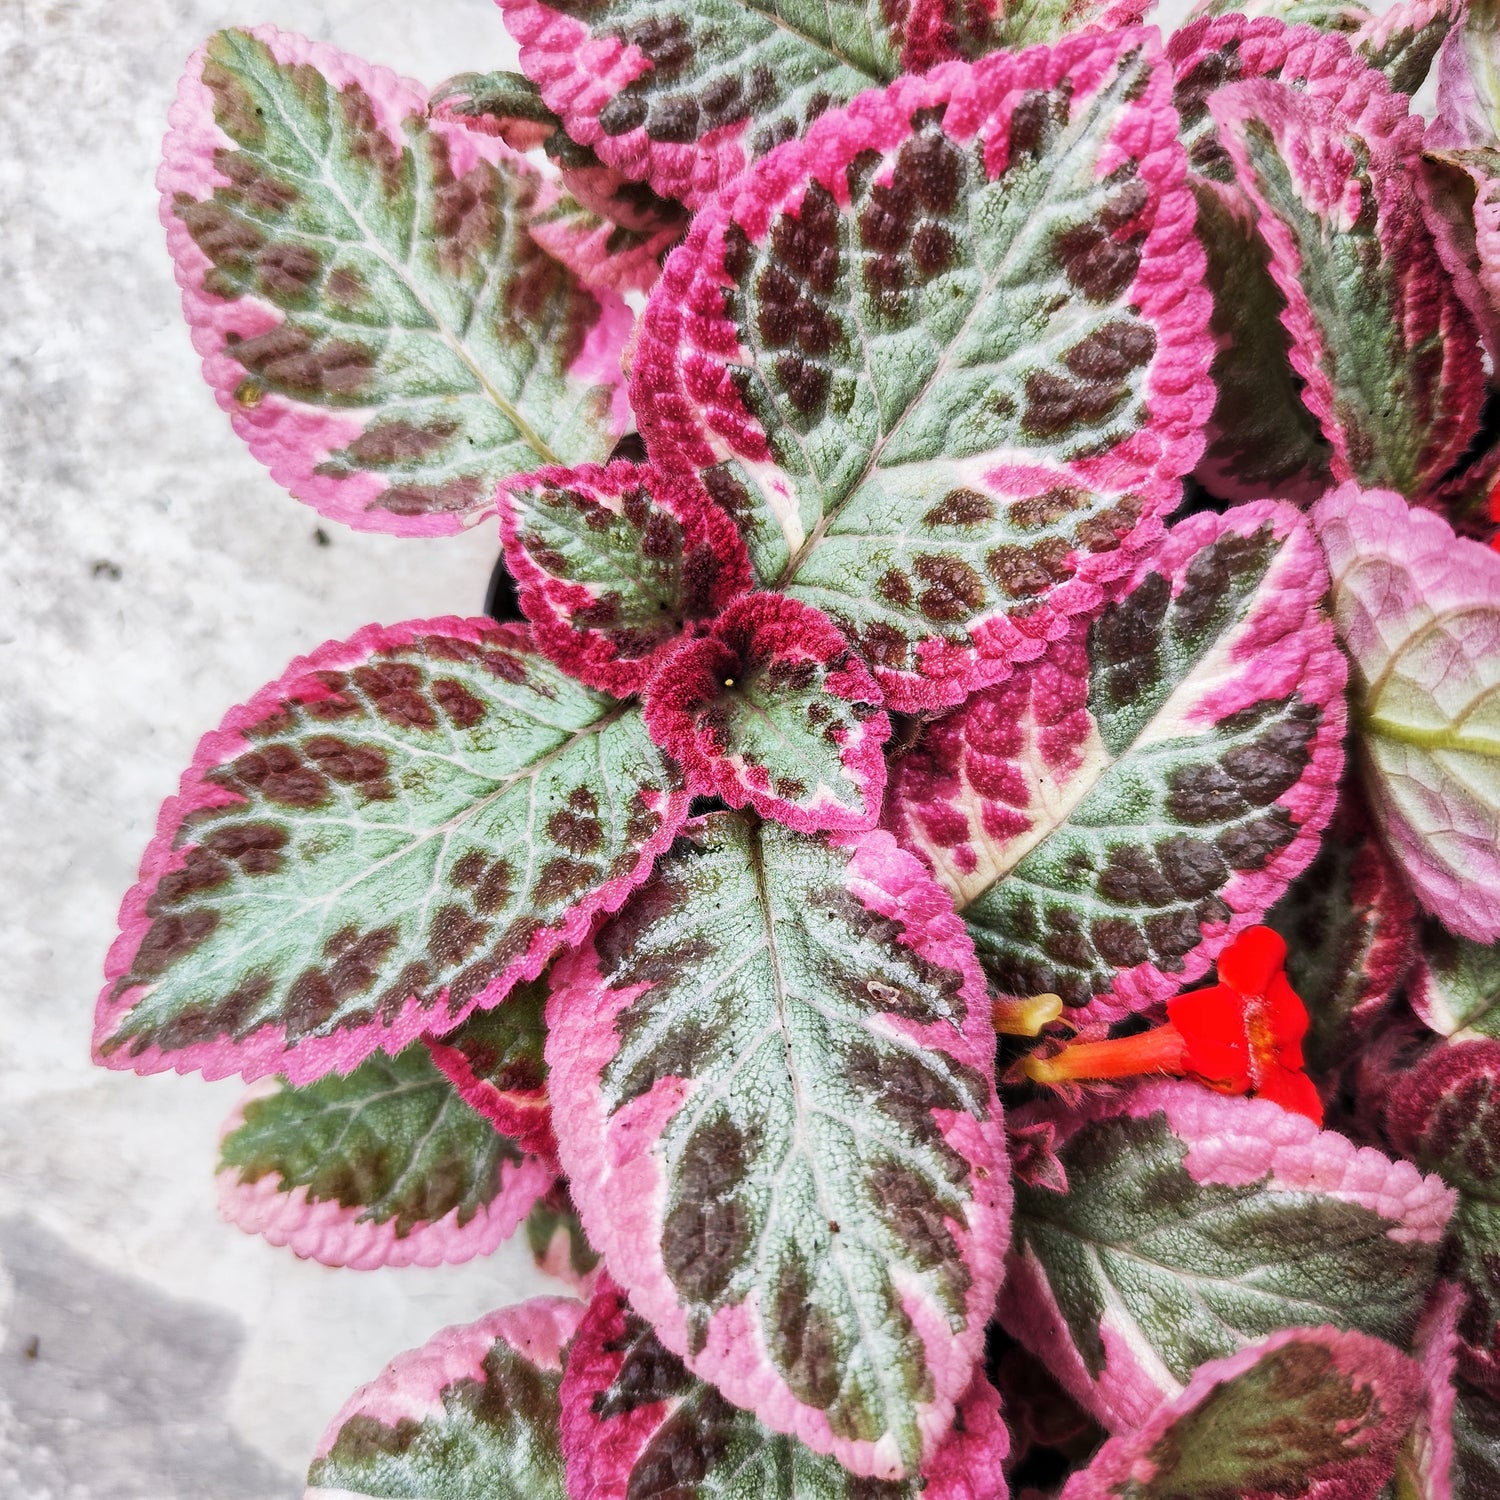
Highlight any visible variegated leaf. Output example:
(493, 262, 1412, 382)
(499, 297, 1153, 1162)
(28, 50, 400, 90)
(1385, 1040, 1500, 1404)
(496, 0, 1001, 210)
(162, 28, 629, 537)
(1266, 790, 1419, 1071)
(1000, 1080, 1453, 1432)
(527, 190, 681, 298)
(497, 461, 752, 698)
(633, 30, 1213, 712)
(888, 502, 1346, 1025)
(1354, 0, 1463, 96)
(545, 813, 1010, 1478)
(1209, 76, 1483, 499)
(644, 593, 891, 834)
(1455, 1378, 1500, 1500)
(304, 1299, 579, 1499)
(1433, 0, 1500, 152)
(991, 0, 1150, 48)
(95, 619, 687, 1085)
(428, 69, 562, 151)
(560, 1275, 1010, 1500)
(1426, 147, 1500, 353)
(1059, 1326, 1422, 1500)
(1314, 485, 1500, 943)
(1409, 923, 1500, 1039)
(217, 1042, 552, 1269)
(1399, 1283, 1465, 1500)
(524, 1183, 600, 1288)
(1186, 0, 1371, 31)
(425, 973, 557, 1170)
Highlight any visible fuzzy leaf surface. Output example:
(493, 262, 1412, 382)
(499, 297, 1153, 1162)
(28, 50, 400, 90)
(560, 1275, 1010, 1500)
(1210, 76, 1481, 498)
(425, 974, 557, 1169)
(1060, 1326, 1422, 1500)
(1314, 485, 1500, 942)
(999, 1080, 1453, 1432)
(1410, 924, 1500, 1039)
(633, 31, 1213, 712)
(496, 0, 1001, 209)
(1454, 1378, 1500, 1499)
(304, 1298, 579, 1498)
(1433, 0, 1500, 151)
(1354, 0, 1462, 94)
(526, 191, 681, 297)
(498, 461, 752, 697)
(644, 594, 891, 833)
(888, 502, 1346, 1024)
(218, 1042, 552, 1268)
(96, 619, 687, 1085)
(161, 27, 628, 537)
(545, 813, 1009, 1478)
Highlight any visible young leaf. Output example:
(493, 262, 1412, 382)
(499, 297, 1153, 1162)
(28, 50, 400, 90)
(1432, 0, 1500, 152)
(524, 1183, 600, 1289)
(643, 593, 891, 834)
(632, 29, 1214, 712)
(161, 27, 629, 538)
(1209, 76, 1483, 499)
(425, 974, 558, 1170)
(428, 69, 563, 151)
(560, 1274, 1011, 1500)
(1265, 791, 1419, 1071)
(1384, 1041, 1500, 1403)
(1354, 0, 1463, 96)
(497, 461, 752, 698)
(1313, 485, 1500, 943)
(887, 502, 1347, 1025)
(999, 1080, 1454, 1431)
(545, 813, 1010, 1479)
(1409, 923, 1500, 1040)
(526, 191, 681, 297)
(305, 1298, 580, 1499)
(1058, 1326, 1423, 1500)
(95, 618, 688, 1085)
(495, 0, 1000, 210)
(217, 1043, 553, 1269)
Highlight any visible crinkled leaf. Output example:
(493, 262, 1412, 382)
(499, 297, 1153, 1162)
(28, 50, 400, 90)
(428, 69, 562, 150)
(496, 0, 1001, 210)
(425, 974, 557, 1170)
(217, 1042, 552, 1269)
(999, 1080, 1453, 1432)
(1385, 1041, 1500, 1403)
(1397, 1283, 1465, 1500)
(633, 31, 1213, 712)
(1186, 0, 1371, 30)
(1059, 1326, 1422, 1500)
(1454, 1378, 1500, 1500)
(1425, 147, 1500, 358)
(304, 1298, 579, 1499)
(1409, 923, 1500, 1039)
(644, 594, 891, 833)
(95, 619, 687, 1085)
(1314, 485, 1500, 943)
(527, 190, 681, 297)
(545, 813, 1009, 1478)
(161, 27, 628, 537)
(1354, 0, 1463, 96)
(1210, 76, 1482, 499)
(1265, 790, 1419, 1071)
(991, 0, 1151, 48)
(888, 502, 1346, 1025)
(560, 1275, 1010, 1500)
(1433, 0, 1500, 151)
(497, 461, 752, 697)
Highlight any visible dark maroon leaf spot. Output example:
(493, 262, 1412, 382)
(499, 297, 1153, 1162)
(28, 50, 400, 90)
(1053, 221, 1140, 303)
(924, 488, 995, 527)
(914, 554, 985, 622)
(661, 1114, 751, 1305)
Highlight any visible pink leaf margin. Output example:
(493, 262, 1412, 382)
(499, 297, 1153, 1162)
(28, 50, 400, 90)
(307, 1296, 583, 1470)
(1000, 1081, 1455, 1431)
(95, 617, 690, 1087)
(1057, 1324, 1424, 1500)
(560, 1272, 1011, 1500)
(423, 1032, 562, 1173)
(1313, 484, 1500, 942)
(546, 824, 1011, 1479)
(159, 25, 628, 538)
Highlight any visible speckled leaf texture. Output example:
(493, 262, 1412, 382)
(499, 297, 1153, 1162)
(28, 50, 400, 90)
(498, 461, 752, 697)
(1410, 923, 1500, 1039)
(1208, 73, 1483, 500)
(160, 27, 630, 537)
(632, 30, 1214, 713)
(1454, 1379, 1500, 1499)
(1354, 0, 1462, 95)
(425, 974, 558, 1170)
(560, 1275, 1011, 1500)
(527, 190, 682, 298)
(1385, 1041, 1500, 1404)
(1059, 1326, 1422, 1500)
(217, 1042, 553, 1269)
(1314, 485, 1500, 943)
(1433, 0, 1500, 152)
(497, 0, 1002, 210)
(887, 502, 1346, 1026)
(305, 1298, 580, 1499)
(999, 1080, 1453, 1433)
(644, 593, 891, 833)
(545, 813, 1009, 1479)
(95, 618, 687, 1086)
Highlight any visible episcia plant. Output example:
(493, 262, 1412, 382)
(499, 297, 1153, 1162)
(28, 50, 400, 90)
(93, 0, 1500, 1492)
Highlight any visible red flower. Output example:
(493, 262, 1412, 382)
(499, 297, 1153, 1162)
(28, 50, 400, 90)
(1022, 926, 1323, 1123)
